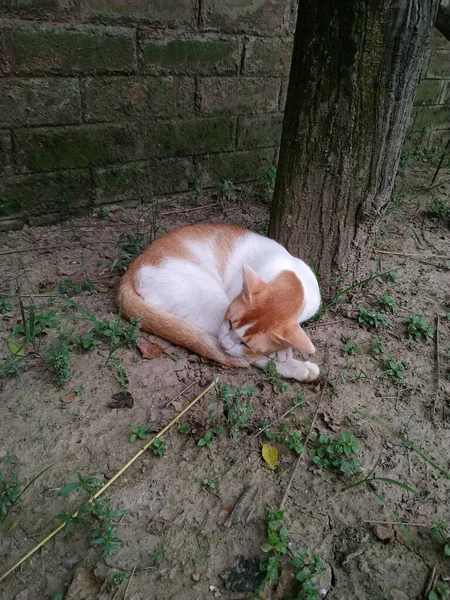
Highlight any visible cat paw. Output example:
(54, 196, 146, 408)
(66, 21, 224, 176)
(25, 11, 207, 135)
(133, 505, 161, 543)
(276, 359, 320, 382)
(274, 348, 293, 363)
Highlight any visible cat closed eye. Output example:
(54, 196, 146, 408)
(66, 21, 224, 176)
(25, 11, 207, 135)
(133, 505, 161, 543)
(228, 319, 233, 329)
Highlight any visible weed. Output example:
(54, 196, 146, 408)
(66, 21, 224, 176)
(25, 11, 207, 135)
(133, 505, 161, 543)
(110, 233, 145, 273)
(2, 451, 17, 466)
(58, 279, 93, 297)
(202, 478, 216, 489)
(109, 358, 129, 393)
(429, 586, 450, 600)
(371, 335, 386, 356)
(45, 334, 72, 385)
(197, 425, 222, 448)
(287, 551, 326, 600)
(129, 425, 149, 442)
(358, 307, 388, 328)
(10, 299, 58, 353)
(213, 383, 255, 439)
(92, 301, 140, 363)
(57, 472, 125, 555)
(0, 298, 12, 314)
(178, 421, 191, 435)
(377, 292, 397, 313)
(148, 548, 165, 566)
(342, 339, 358, 356)
(381, 355, 406, 382)
(1, 465, 51, 529)
(265, 422, 304, 455)
(108, 570, 130, 591)
(426, 198, 450, 220)
(95, 207, 109, 219)
(403, 314, 433, 341)
(172, 350, 181, 361)
(149, 438, 166, 457)
(218, 179, 234, 199)
(260, 508, 288, 580)
(263, 359, 289, 393)
(189, 173, 203, 204)
(256, 166, 277, 204)
(75, 386, 83, 396)
(73, 330, 100, 350)
(383, 270, 397, 282)
(309, 432, 360, 474)
(431, 521, 450, 557)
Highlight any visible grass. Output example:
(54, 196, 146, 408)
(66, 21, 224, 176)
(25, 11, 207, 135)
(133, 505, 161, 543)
(212, 383, 255, 439)
(308, 431, 361, 474)
(376, 292, 397, 313)
(403, 314, 434, 341)
(218, 179, 234, 200)
(263, 359, 289, 393)
(1, 465, 52, 530)
(342, 339, 358, 356)
(197, 425, 222, 448)
(357, 306, 388, 328)
(371, 335, 386, 356)
(381, 355, 406, 382)
(426, 198, 450, 220)
(44, 334, 72, 385)
(265, 421, 304, 455)
(148, 548, 165, 566)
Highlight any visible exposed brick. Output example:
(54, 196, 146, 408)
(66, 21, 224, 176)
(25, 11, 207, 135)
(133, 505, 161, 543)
(14, 124, 142, 173)
(145, 117, 235, 157)
(81, 0, 194, 26)
(237, 114, 283, 149)
(198, 148, 275, 187)
(82, 76, 195, 122)
(413, 105, 450, 131)
(0, 0, 71, 20)
(427, 50, 450, 79)
(413, 79, 444, 106)
(148, 157, 193, 194)
(94, 162, 149, 205)
(0, 170, 92, 218)
(199, 77, 280, 115)
(444, 81, 450, 105)
(3, 24, 136, 75)
(244, 38, 292, 76)
(0, 131, 12, 176)
(140, 36, 240, 76)
(202, 0, 287, 34)
(0, 78, 81, 127)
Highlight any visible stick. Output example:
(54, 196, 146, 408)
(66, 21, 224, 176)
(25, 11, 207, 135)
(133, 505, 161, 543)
(431, 138, 450, 184)
(373, 250, 450, 260)
(423, 566, 437, 599)
(165, 382, 196, 408)
(124, 565, 136, 600)
(432, 316, 440, 419)
(160, 203, 218, 216)
(279, 377, 327, 509)
(363, 520, 427, 527)
(0, 381, 215, 584)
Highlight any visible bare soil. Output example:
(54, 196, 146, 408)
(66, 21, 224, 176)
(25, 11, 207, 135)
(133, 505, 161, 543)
(0, 161, 449, 600)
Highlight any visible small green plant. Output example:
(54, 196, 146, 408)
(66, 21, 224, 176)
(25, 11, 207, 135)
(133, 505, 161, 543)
(197, 425, 222, 448)
(110, 233, 145, 272)
(9, 299, 58, 353)
(129, 425, 149, 442)
(382, 270, 397, 282)
(213, 383, 255, 439)
(309, 431, 361, 474)
(58, 279, 93, 297)
(45, 335, 72, 385)
(377, 292, 397, 313)
(358, 306, 388, 328)
(371, 335, 386, 356)
(51, 591, 65, 600)
(287, 551, 326, 600)
(1, 465, 51, 529)
(263, 359, 289, 393)
(265, 421, 304, 455)
(403, 314, 433, 341)
(57, 472, 125, 555)
(172, 350, 181, 361)
(95, 207, 110, 219)
(0, 298, 12, 314)
(108, 570, 130, 591)
(260, 508, 288, 583)
(189, 173, 203, 204)
(381, 355, 406, 382)
(431, 521, 450, 557)
(202, 478, 216, 489)
(178, 421, 191, 435)
(218, 179, 234, 199)
(426, 198, 450, 220)
(149, 438, 166, 457)
(73, 330, 100, 350)
(342, 339, 358, 356)
(257, 166, 277, 204)
(429, 586, 450, 600)
(148, 548, 165, 566)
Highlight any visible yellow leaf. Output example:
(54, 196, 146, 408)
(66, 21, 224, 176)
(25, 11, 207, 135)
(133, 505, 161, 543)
(8, 340, 26, 356)
(262, 444, 278, 470)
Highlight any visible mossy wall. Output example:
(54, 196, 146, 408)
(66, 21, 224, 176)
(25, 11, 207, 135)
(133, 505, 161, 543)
(0, 0, 448, 229)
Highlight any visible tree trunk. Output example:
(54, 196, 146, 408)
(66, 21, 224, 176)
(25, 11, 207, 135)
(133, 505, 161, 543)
(436, 4, 450, 40)
(269, 0, 440, 298)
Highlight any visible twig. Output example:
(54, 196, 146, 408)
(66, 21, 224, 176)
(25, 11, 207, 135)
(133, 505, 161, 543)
(252, 397, 309, 440)
(373, 250, 450, 260)
(431, 138, 450, 184)
(363, 520, 427, 527)
(165, 382, 195, 408)
(0, 241, 109, 256)
(279, 377, 328, 509)
(0, 381, 216, 584)
(124, 565, 136, 600)
(423, 566, 437, 599)
(432, 316, 441, 420)
(306, 319, 344, 329)
(160, 203, 218, 216)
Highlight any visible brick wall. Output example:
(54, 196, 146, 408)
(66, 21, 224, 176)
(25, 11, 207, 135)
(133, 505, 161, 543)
(0, 1, 448, 230)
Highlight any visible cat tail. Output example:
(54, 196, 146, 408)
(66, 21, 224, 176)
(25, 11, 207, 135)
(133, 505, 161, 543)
(117, 272, 242, 368)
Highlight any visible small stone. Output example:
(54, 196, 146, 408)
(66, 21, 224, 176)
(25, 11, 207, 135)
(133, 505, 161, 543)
(192, 573, 200, 582)
(374, 525, 394, 541)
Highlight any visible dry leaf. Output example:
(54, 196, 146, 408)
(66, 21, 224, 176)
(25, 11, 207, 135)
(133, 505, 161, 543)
(320, 411, 342, 432)
(137, 341, 164, 360)
(109, 391, 134, 409)
(61, 391, 77, 403)
(218, 507, 231, 518)
(262, 444, 278, 470)
(110, 215, 118, 223)
(171, 400, 183, 412)
(93, 284, 109, 293)
(7, 340, 26, 356)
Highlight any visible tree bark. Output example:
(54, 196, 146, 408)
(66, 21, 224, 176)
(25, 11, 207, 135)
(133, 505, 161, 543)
(436, 4, 450, 40)
(269, 0, 440, 298)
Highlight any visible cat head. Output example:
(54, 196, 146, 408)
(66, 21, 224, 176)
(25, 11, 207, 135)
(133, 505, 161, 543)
(218, 266, 315, 358)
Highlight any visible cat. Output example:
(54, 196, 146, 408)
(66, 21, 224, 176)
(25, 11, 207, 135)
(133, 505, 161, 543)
(117, 224, 321, 382)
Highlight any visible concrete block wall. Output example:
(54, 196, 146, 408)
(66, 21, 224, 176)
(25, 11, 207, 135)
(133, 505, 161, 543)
(0, 1, 448, 229)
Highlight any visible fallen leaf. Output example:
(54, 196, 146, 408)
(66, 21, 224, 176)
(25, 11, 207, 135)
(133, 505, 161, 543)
(109, 391, 134, 409)
(8, 340, 26, 356)
(320, 411, 343, 432)
(171, 400, 183, 412)
(262, 444, 278, 470)
(93, 284, 109, 293)
(137, 341, 164, 360)
(110, 215, 118, 223)
(61, 391, 77, 403)
(374, 525, 394, 541)
(218, 507, 231, 518)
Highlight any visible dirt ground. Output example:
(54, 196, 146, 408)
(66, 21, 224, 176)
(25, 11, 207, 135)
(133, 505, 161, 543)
(0, 158, 450, 600)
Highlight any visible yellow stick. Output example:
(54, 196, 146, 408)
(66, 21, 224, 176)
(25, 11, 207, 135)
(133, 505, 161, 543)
(0, 380, 215, 584)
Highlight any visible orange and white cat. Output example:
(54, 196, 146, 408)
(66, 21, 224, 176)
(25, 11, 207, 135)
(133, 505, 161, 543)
(118, 224, 321, 382)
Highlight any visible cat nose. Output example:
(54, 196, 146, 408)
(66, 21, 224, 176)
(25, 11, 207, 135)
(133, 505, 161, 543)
(221, 336, 234, 350)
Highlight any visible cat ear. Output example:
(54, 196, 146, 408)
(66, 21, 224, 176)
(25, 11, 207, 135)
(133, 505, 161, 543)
(275, 323, 315, 354)
(242, 265, 266, 300)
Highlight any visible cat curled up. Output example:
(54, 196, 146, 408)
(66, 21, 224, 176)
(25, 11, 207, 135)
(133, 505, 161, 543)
(117, 224, 321, 382)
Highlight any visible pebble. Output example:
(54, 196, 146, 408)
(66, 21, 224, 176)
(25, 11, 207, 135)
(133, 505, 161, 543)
(192, 573, 200, 582)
